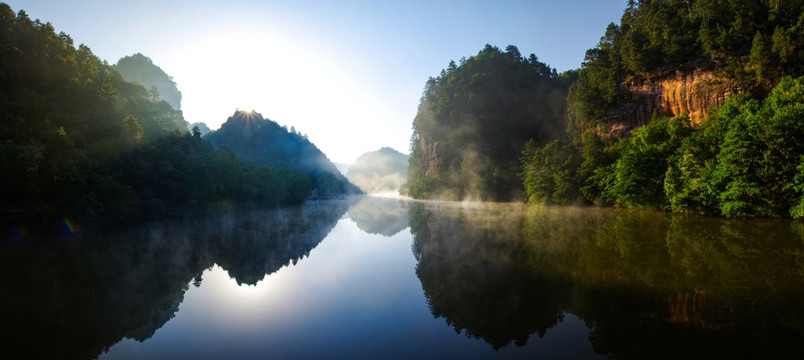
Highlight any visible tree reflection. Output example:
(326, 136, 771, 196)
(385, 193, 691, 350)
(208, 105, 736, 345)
(410, 203, 804, 357)
(0, 199, 351, 360)
(211, 200, 351, 285)
(410, 203, 575, 349)
(5, 198, 804, 359)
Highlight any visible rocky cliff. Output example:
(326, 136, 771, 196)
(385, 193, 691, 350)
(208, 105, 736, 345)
(419, 137, 441, 178)
(603, 69, 756, 137)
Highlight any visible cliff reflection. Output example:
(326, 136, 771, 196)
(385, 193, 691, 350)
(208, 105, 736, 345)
(0, 200, 351, 360)
(410, 203, 804, 357)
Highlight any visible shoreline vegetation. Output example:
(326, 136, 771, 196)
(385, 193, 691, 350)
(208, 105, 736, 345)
(406, 0, 804, 219)
(5, 1, 804, 240)
(0, 4, 352, 236)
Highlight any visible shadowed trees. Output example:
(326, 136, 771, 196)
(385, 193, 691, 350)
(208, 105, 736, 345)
(406, 45, 573, 201)
(0, 4, 312, 231)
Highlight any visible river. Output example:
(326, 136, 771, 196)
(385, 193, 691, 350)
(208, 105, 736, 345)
(2, 196, 804, 359)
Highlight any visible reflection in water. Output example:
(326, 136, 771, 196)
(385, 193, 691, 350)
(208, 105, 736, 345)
(409, 203, 804, 357)
(3, 198, 804, 358)
(211, 200, 352, 285)
(411, 202, 575, 350)
(0, 200, 351, 360)
(346, 195, 410, 236)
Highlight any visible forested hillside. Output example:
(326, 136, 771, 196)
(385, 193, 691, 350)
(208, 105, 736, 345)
(405, 45, 574, 201)
(114, 53, 183, 111)
(0, 4, 311, 232)
(204, 110, 359, 197)
(522, 0, 804, 217)
(568, 0, 804, 135)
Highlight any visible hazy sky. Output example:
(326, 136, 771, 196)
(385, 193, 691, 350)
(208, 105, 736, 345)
(7, 0, 624, 164)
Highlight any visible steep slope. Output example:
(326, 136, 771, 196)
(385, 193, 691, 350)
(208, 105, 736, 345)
(114, 53, 183, 110)
(568, 0, 804, 138)
(601, 68, 754, 137)
(204, 110, 358, 196)
(522, 0, 804, 217)
(406, 45, 573, 201)
(0, 5, 258, 228)
(346, 147, 408, 194)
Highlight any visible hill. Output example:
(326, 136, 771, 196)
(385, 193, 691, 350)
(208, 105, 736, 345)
(114, 53, 183, 110)
(346, 147, 408, 194)
(405, 45, 574, 201)
(566, 0, 804, 140)
(0, 4, 311, 231)
(521, 0, 804, 217)
(204, 110, 359, 196)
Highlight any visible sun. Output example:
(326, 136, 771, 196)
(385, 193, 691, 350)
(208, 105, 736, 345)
(236, 108, 257, 118)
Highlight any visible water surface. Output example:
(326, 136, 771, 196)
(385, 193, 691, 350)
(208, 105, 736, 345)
(2, 197, 804, 359)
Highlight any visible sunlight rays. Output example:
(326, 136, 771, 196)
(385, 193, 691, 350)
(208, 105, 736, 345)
(163, 27, 407, 163)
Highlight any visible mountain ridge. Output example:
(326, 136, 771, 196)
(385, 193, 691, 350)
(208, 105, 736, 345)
(204, 110, 359, 196)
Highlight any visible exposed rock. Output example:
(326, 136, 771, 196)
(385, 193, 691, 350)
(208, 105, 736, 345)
(421, 137, 441, 178)
(601, 69, 754, 138)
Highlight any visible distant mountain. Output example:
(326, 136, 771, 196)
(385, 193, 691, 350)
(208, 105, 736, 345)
(346, 147, 409, 194)
(204, 110, 359, 196)
(114, 53, 183, 110)
(189, 122, 210, 136)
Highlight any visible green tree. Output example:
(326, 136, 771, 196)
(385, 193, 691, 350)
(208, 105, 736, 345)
(408, 44, 571, 201)
(749, 31, 771, 81)
(121, 114, 144, 148)
(602, 115, 693, 209)
(0, 4, 318, 230)
(520, 139, 582, 204)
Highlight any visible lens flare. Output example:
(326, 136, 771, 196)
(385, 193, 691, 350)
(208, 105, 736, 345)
(62, 218, 76, 235)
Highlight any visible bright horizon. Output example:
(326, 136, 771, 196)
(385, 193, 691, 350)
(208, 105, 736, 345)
(6, 0, 624, 164)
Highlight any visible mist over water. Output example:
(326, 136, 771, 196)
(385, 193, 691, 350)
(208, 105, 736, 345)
(3, 197, 804, 359)
(345, 147, 409, 194)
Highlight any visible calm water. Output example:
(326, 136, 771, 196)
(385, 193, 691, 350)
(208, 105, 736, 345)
(3, 196, 804, 359)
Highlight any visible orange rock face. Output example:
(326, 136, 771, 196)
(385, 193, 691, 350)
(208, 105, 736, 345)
(602, 69, 752, 138)
(632, 69, 747, 124)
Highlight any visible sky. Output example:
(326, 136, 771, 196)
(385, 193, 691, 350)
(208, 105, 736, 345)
(6, 0, 625, 164)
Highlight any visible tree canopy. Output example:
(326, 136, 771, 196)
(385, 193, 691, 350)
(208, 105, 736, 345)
(406, 44, 574, 201)
(0, 4, 312, 232)
(568, 0, 804, 134)
(521, 0, 804, 218)
(204, 110, 359, 197)
(114, 53, 183, 111)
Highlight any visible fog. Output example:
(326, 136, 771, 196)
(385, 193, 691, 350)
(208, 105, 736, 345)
(346, 147, 409, 194)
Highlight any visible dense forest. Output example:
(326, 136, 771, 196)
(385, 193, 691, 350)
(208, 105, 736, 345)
(0, 4, 315, 232)
(405, 44, 574, 201)
(114, 53, 183, 111)
(204, 110, 359, 197)
(522, 0, 804, 217)
(407, 1, 804, 218)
